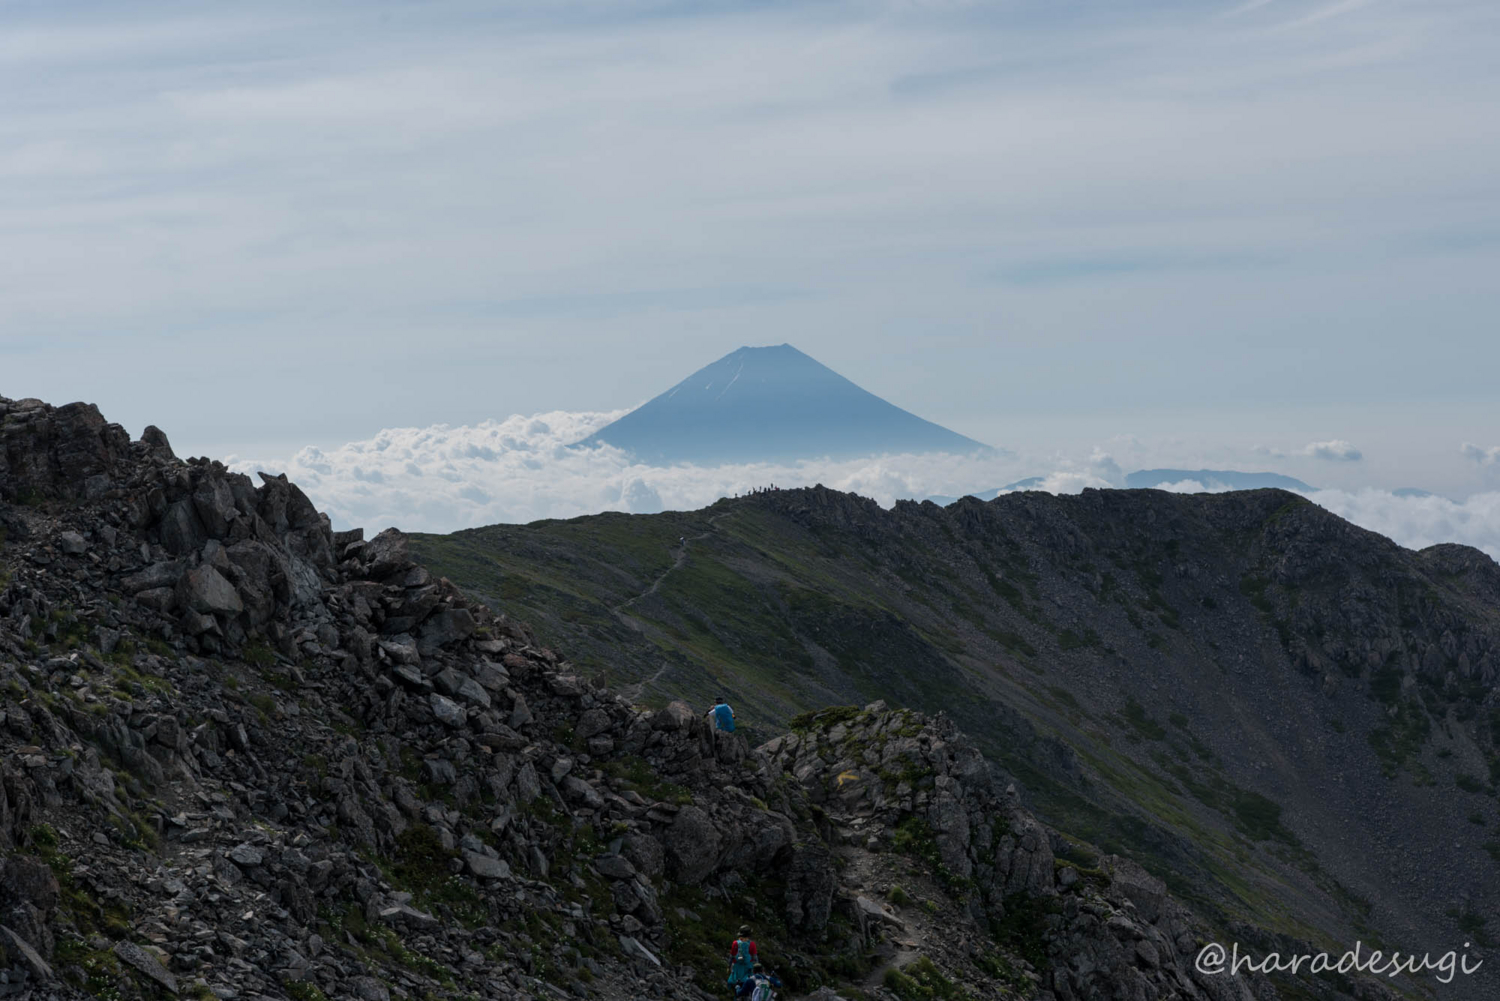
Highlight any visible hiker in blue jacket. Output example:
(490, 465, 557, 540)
(708, 696, 735, 733)
(735, 963, 780, 1000)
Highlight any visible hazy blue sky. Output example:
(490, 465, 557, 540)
(2, 0, 1497, 508)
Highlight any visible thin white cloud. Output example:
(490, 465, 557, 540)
(1271, 0, 1379, 32)
(1088, 447, 1124, 484)
(1225, 0, 1281, 18)
(988, 448, 1123, 496)
(1149, 479, 1222, 493)
(1302, 439, 1362, 461)
(1461, 442, 1500, 466)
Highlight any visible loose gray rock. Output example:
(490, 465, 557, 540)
(177, 564, 244, 616)
(114, 940, 180, 993)
(455, 674, 491, 708)
(1, 924, 52, 981)
(463, 850, 511, 879)
(595, 854, 636, 880)
(227, 843, 264, 867)
(430, 693, 466, 727)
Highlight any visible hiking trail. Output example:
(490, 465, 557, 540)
(612, 514, 726, 616)
(622, 661, 672, 703)
(613, 513, 727, 702)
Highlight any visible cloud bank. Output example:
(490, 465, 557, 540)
(1302, 439, 1363, 462)
(233, 415, 1500, 563)
(228, 412, 1035, 534)
(1304, 489, 1500, 560)
(1145, 477, 1500, 561)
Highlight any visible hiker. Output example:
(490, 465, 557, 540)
(726, 926, 757, 989)
(735, 963, 781, 1000)
(708, 696, 736, 733)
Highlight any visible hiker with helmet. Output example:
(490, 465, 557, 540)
(726, 925, 756, 989)
(708, 696, 736, 733)
(735, 963, 781, 1001)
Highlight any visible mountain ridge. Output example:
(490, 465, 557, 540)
(0, 393, 1393, 1000)
(412, 483, 1500, 1000)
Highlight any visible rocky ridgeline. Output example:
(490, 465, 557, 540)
(761, 484, 1500, 692)
(0, 395, 1380, 1001)
(764, 708, 1279, 1001)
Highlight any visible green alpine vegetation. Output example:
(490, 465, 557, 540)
(413, 484, 1500, 978)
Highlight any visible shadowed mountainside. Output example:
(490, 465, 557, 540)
(3, 393, 1407, 1000)
(413, 486, 1500, 999)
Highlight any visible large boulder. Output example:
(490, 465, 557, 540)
(735, 809, 796, 870)
(651, 701, 696, 732)
(177, 564, 245, 617)
(663, 806, 721, 884)
(226, 540, 281, 625)
(0, 400, 130, 502)
(193, 476, 239, 537)
(417, 607, 476, 654)
(0, 856, 60, 958)
(363, 529, 411, 580)
(160, 497, 208, 555)
(140, 424, 175, 458)
(782, 842, 837, 931)
(621, 833, 665, 878)
(993, 804, 1053, 897)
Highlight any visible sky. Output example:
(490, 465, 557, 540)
(1, 0, 1497, 548)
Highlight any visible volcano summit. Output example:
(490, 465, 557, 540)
(574, 344, 990, 465)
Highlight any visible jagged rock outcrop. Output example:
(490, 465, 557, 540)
(765, 706, 1294, 1001)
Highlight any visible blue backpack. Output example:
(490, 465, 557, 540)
(713, 703, 735, 733)
(728, 938, 753, 984)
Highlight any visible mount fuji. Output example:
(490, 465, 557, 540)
(574, 344, 990, 465)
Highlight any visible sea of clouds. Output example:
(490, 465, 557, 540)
(228, 415, 1500, 562)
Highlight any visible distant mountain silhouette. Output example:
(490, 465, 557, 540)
(1125, 468, 1315, 491)
(918, 471, 1312, 506)
(920, 477, 1046, 506)
(574, 344, 990, 465)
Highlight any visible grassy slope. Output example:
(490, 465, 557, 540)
(411, 487, 1500, 974)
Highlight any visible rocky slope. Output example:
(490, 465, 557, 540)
(0, 396, 1391, 1000)
(413, 485, 1500, 999)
